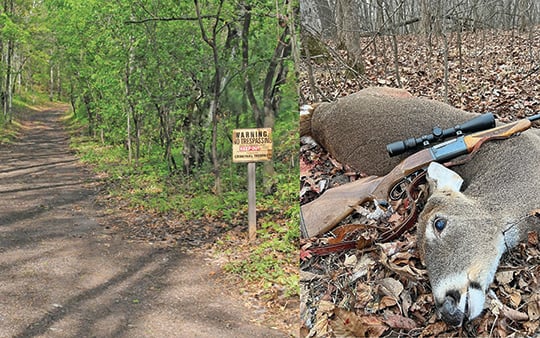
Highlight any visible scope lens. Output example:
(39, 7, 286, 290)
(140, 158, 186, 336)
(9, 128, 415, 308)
(387, 141, 406, 156)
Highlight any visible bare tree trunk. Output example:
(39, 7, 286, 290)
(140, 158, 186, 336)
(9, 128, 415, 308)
(49, 62, 54, 101)
(380, 0, 403, 87)
(335, 0, 364, 73)
(69, 80, 76, 114)
(156, 103, 177, 172)
(56, 65, 62, 100)
(4, 38, 14, 123)
(287, 0, 303, 103)
(442, 31, 449, 103)
(390, 33, 401, 87)
(124, 27, 136, 165)
(300, 32, 319, 103)
(2, 0, 14, 123)
(457, 22, 463, 83)
(126, 104, 132, 164)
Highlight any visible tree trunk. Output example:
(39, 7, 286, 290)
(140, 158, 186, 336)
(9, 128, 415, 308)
(195, 0, 224, 195)
(2, 0, 14, 123)
(49, 63, 54, 101)
(3, 38, 14, 122)
(335, 0, 364, 73)
(124, 33, 136, 165)
(83, 94, 94, 136)
(156, 103, 177, 172)
(240, 3, 263, 127)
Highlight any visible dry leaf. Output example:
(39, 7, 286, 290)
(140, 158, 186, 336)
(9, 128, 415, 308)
(300, 248, 313, 261)
(379, 250, 427, 279)
(344, 254, 357, 268)
(383, 312, 418, 330)
(331, 309, 368, 337)
(318, 300, 335, 313)
(388, 212, 403, 225)
(496, 270, 514, 285)
(300, 157, 317, 178)
(360, 315, 387, 337)
(527, 294, 540, 321)
(420, 321, 449, 337)
(509, 290, 521, 308)
(379, 295, 397, 310)
(400, 289, 412, 316)
(308, 300, 335, 337)
(378, 277, 404, 299)
(523, 320, 540, 335)
(351, 255, 375, 282)
(527, 231, 538, 246)
(501, 305, 529, 321)
(331, 309, 387, 338)
(355, 283, 374, 308)
(300, 270, 324, 282)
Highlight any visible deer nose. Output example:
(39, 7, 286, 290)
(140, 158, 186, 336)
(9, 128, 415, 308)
(439, 291, 465, 327)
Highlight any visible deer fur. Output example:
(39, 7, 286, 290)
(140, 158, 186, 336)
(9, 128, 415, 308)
(302, 87, 540, 326)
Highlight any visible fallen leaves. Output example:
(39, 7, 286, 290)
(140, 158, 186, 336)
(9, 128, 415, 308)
(308, 301, 388, 338)
(300, 26, 540, 338)
(300, 28, 540, 123)
(299, 115, 540, 337)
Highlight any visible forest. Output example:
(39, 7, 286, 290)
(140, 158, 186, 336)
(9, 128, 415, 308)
(300, 0, 540, 337)
(2, 0, 540, 335)
(0, 0, 299, 332)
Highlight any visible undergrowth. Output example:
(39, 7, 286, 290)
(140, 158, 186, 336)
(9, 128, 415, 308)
(67, 110, 300, 299)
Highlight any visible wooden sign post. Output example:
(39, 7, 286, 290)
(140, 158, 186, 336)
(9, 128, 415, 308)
(232, 128, 273, 241)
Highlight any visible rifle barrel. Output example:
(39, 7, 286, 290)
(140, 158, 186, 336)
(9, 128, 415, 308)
(527, 113, 540, 122)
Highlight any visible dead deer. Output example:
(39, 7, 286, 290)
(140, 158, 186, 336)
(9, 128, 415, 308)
(301, 87, 540, 326)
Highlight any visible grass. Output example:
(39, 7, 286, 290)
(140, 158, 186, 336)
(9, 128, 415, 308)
(0, 98, 49, 144)
(0, 119, 21, 144)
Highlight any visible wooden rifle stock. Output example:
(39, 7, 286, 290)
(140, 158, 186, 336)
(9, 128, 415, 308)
(301, 113, 540, 238)
(463, 118, 532, 150)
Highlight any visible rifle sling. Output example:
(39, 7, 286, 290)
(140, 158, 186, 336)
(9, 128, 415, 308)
(304, 171, 426, 257)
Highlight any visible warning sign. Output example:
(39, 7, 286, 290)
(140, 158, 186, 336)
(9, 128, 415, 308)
(232, 128, 272, 163)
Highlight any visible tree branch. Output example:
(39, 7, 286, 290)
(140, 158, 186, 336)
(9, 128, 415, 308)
(124, 15, 216, 25)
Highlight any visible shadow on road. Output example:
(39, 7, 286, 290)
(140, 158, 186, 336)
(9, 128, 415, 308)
(0, 105, 287, 337)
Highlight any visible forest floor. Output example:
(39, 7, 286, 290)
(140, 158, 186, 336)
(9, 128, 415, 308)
(299, 28, 540, 337)
(0, 103, 290, 338)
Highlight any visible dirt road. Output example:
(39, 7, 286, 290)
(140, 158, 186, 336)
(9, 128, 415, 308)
(0, 105, 288, 337)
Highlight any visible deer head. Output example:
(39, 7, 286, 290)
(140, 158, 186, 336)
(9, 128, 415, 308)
(417, 163, 508, 326)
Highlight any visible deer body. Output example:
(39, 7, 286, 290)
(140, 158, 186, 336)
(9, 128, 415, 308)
(302, 87, 540, 326)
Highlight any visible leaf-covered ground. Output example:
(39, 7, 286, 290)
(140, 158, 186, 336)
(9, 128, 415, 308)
(299, 28, 540, 337)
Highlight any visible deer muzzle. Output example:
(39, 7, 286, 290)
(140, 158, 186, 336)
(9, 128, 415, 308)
(437, 283, 486, 327)
(439, 290, 465, 327)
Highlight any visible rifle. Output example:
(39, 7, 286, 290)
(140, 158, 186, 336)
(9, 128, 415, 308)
(301, 112, 540, 239)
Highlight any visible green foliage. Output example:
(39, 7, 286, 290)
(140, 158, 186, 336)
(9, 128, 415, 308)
(223, 211, 300, 297)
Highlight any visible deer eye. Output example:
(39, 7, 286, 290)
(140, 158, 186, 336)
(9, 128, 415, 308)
(433, 217, 447, 232)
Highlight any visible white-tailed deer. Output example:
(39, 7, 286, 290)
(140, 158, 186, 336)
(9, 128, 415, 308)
(301, 87, 540, 326)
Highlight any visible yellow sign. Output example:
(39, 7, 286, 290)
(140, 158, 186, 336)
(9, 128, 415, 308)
(232, 128, 273, 163)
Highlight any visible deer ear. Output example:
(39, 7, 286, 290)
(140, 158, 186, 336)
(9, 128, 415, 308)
(426, 162, 463, 193)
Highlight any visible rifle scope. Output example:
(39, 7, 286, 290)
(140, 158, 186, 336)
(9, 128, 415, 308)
(386, 112, 496, 157)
